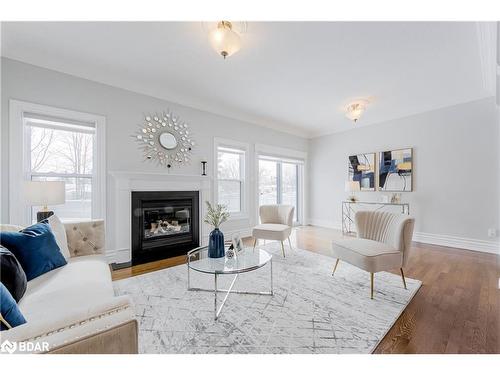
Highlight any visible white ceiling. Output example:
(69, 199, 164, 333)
(1, 22, 496, 138)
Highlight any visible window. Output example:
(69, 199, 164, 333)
(25, 114, 96, 222)
(258, 155, 303, 223)
(9, 100, 105, 226)
(216, 146, 245, 213)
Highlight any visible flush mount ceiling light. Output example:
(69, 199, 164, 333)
(345, 101, 368, 123)
(208, 21, 242, 59)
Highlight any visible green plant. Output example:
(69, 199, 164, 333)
(203, 201, 230, 228)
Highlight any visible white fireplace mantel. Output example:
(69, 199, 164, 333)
(107, 170, 212, 263)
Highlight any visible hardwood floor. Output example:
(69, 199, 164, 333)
(111, 225, 500, 354)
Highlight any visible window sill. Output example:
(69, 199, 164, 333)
(226, 213, 249, 221)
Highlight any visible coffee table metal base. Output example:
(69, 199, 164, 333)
(187, 260, 273, 320)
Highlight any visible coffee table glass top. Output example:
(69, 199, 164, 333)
(187, 247, 272, 275)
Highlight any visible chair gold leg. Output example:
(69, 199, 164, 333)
(332, 259, 340, 276)
(370, 273, 374, 299)
(400, 268, 407, 289)
(287, 236, 293, 250)
(280, 241, 286, 258)
(253, 238, 257, 250)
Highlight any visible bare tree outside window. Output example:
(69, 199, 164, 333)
(29, 122, 94, 221)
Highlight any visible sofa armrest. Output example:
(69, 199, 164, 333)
(64, 219, 105, 257)
(0, 295, 136, 353)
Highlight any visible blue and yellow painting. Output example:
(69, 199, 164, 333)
(348, 153, 375, 191)
(379, 148, 413, 192)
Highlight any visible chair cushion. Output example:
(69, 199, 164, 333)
(331, 238, 402, 273)
(252, 224, 291, 241)
(0, 221, 67, 281)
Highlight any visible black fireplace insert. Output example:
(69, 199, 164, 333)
(131, 191, 199, 265)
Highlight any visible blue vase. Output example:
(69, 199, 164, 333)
(208, 228, 225, 258)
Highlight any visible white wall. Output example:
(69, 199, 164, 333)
(1, 58, 308, 252)
(308, 98, 499, 253)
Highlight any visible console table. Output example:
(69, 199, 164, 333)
(342, 201, 410, 235)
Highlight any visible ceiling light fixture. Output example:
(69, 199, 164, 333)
(208, 21, 242, 59)
(345, 102, 367, 123)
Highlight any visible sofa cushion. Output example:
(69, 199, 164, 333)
(0, 221, 67, 281)
(19, 255, 114, 322)
(47, 215, 71, 259)
(331, 238, 402, 273)
(0, 245, 27, 302)
(1, 282, 26, 330)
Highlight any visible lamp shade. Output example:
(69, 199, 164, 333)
(345, 181, 361, 192)
(25, 181, 65, 206)
(208, 21, 241, 59)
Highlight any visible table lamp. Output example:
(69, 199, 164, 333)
(25, 181, 66, 222)
(345, 180, 360, 202)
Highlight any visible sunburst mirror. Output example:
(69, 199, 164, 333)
(133, 111, 195, 168)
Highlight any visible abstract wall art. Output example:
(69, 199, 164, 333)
(348, 153, 375, 191)
(378, 148, 413, 192)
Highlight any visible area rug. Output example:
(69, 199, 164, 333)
(113, 243, 421, 354)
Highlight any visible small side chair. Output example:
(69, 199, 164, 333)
(252, 204, 295, 257)
(331, 211, 415, 299)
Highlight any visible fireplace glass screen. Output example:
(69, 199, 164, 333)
(143, 205, 191, 239)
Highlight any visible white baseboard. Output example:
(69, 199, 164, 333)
(105, 248, 130, 264)
(306, 218, 342, 230)
(412, 232, 499, 254)
(306, 218, 499, 255)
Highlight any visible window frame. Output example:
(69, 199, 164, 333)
(213, 137, 249, 220)
(255, 143, 307, 226)
(9, 100, 106, 226)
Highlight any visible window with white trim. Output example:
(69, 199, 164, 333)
(24, 113, 98, 222)
(216, 145, 246, 214)
(258, 155, 303, 224)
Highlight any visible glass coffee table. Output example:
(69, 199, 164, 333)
(187, 246, 273, 320)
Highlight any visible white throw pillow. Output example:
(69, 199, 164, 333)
(47, 215, 71, 259)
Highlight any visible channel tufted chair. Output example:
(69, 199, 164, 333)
(331, 211, 415, 299)
(252, 205, 295, 257)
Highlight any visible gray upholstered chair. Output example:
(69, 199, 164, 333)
(252, 204, 295, 257)
(331, 211, 415, 299)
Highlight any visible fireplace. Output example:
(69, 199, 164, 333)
(131, 191, 199, 265)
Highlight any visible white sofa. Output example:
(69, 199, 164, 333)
(0, 220, 138, 354)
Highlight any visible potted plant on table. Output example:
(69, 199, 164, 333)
(204, 201, 230, 258)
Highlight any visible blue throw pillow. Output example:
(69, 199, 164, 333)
(0, 282, 26, 330)
(0, 221, 67, 281)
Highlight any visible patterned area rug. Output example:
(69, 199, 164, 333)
(114, 243, 421, 354)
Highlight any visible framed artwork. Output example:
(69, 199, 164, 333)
(231, 233, 245, 253)
(348, 153, 375, 191)
(378, 148, 413, 192)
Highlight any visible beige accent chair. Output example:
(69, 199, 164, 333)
(252, 205, 295, 257)
(331, 211, 415, 299)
